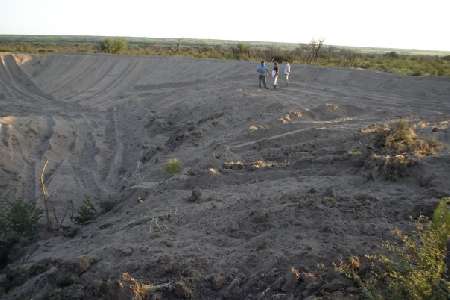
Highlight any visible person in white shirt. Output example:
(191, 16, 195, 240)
(284, 62, 291, 86)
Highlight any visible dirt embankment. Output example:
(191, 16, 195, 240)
(0, 53, 450, 299)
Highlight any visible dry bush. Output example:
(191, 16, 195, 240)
(384, 120, 441, 156)
(110, 272, 189, 299)
(362, 120, 442, 180)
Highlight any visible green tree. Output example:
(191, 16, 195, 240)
(72, 197, 97, 225)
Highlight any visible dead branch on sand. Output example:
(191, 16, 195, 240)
(40, 159, 52, 230)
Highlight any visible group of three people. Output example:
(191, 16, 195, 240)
(257, 60, 291, 89)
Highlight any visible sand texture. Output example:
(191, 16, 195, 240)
(1, 53, 450, 299)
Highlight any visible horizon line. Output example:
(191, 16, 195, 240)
(0, 34, 449, 54)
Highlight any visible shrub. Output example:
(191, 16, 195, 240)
(384, 120, 418, 152)
(164, 158, 182, 175)
(0, 200, 41, 268)
(432, 198, 450, 245)
(237, 43, 249, 53)
(233, 43, 250, 60)
(72, 197, 97, 225)
(100, 38, 128, 54)
(362, 120, 442, 180)
(384, 51, 400, 59)
(336, 198, 450, 300)
(0, 200, 42, 240)
(383, 120, 442, 157)
(410, 70, 423, 76)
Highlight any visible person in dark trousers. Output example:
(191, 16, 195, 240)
(257, 61, 269, 89)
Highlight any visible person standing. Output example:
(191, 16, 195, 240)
(284, 61, 291, 86)
(257, 60, 269, 89)
(272, 62, 279, 89)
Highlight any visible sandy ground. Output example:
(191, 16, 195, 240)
(0, 53, 450, 299)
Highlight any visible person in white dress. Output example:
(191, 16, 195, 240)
(272, 62, 279, 89)
(284, 62, 291, 86)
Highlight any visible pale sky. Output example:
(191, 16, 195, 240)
(1, 0, 449, 51)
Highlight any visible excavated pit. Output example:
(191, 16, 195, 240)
(1, 53, 450, 299)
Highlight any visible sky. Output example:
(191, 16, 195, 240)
(1, 0, 449, 51)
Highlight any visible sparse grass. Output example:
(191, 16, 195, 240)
(164, 158, 182, 175)
(336, 198, 450, 300)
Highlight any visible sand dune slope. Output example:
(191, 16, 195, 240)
(1, 53, 450, 299)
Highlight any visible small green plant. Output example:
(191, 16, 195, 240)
(164, 158, 182, 175)
(100, 38, 128, 54)
(336, 198, 450, 300)
(72, 197, 97, 225)
(349, 148, 362, 156)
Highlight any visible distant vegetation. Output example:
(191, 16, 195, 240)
(99, 38, 128, 54)
(0, 36, 449, 76)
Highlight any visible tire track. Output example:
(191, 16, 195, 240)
(81, 59, 141, 106)
(70, 118, 107, 196)
(104, 107, 125, 189)
(0, 55, 53, 102)
(60, 56, 116, 101)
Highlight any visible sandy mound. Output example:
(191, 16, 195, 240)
(0, 53, 450, 299)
